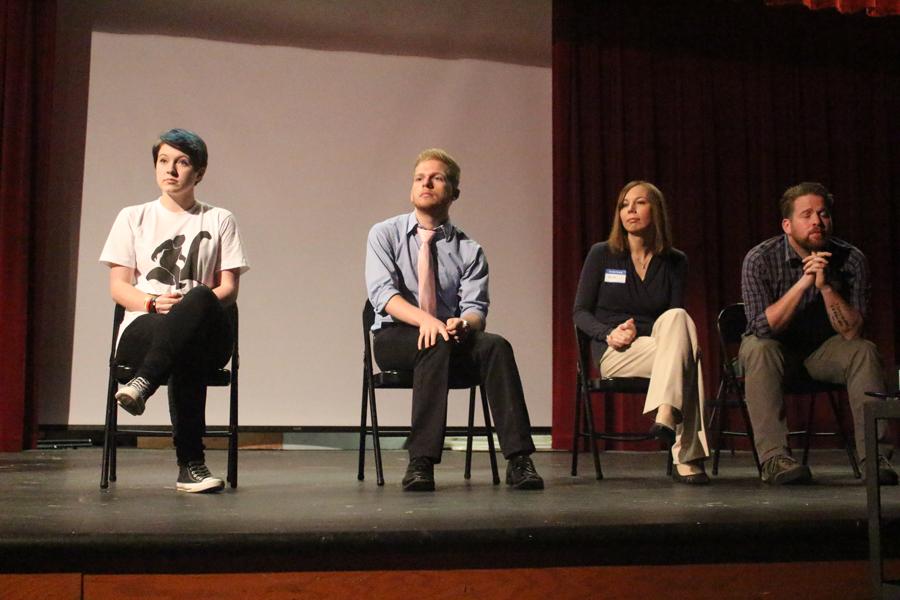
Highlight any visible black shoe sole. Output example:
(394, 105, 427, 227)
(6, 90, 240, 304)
(766, 466, 812, 485)
(860, 459, 898, 486)
(505, 474, 545, 490)
(672, 470, 710, 485)
(864, 471, 900, 486)
(402, 478, 435, 492)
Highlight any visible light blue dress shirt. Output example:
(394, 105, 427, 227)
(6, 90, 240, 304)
(365, 212, 489, 331)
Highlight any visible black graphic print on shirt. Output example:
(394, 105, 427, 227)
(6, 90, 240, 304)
(147, 231, 212, 289)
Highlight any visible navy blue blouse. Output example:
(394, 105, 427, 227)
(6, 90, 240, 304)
(573, 241, 687, 363)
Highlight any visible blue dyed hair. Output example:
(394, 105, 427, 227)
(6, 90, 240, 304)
(152, 128, 208, 172)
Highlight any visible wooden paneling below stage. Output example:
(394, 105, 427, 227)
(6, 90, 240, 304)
(2, 562, 895, 599)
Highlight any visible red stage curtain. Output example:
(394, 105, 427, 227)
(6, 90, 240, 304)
(0, 0, 56, 451)
(552, 0, 900, 449)
(767, 0, 900, 16)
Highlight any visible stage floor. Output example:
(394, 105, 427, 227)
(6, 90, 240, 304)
(1, 447, 897, 574)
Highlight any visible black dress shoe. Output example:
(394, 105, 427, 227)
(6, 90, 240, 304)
(672, 467, 710, 485)
(505, 455, 544, 490)
(402, 457, 435, 491)
(649, 422, 676, 448)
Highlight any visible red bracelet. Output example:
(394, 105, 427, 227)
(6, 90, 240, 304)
(144, 295, 158, 313)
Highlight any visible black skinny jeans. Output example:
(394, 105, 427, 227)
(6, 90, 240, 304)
(115, 286, 233, 465)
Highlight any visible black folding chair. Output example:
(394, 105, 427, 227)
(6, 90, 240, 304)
(709, 303, 859, 478)
(358, 300, 500, 486)
(571, 327, 673, 480)
(709, 303, 761, 475)
(100, 303, 239, 489)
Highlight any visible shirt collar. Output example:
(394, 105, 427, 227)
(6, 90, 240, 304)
(405, 211, 454, 241)
(781, 234, 801, 265)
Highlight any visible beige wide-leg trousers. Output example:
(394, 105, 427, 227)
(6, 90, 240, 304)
(598, 308, 709, 465)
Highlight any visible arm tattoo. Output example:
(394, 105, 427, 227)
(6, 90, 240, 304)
(829, 303, 851, 331)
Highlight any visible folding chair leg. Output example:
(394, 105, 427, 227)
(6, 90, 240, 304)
(583, 388, 603, 480)
(802, 395, 816, 466)
(228, 377, 239, 488)
(100, 433, 110, 489)
(740, 397, 762, 474)
(228, 434, 238, 488)
(368, 384, 385, 486)
(358, 371, 369, 481)
(100, 381, 117, 489)
(464, 387, 476, 480)
(710, 379, 725, 476)
(109, 393, 119, 483)
(571, 375, 583, 476)
(480, 387, 500, 485)
(827, 391, 861, 478)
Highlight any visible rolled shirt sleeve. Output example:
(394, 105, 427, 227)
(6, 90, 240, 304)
(365, 221, 402, 315)
(458, 245, 489, 323)
(741, 248, 774, 338)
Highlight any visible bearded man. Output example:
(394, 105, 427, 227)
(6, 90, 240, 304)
(739, 182, 896, 485)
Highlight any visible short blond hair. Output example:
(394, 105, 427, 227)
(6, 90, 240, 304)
(415, 148, 460, 190)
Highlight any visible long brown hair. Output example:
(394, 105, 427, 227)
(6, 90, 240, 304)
(607, 180, 673, 255)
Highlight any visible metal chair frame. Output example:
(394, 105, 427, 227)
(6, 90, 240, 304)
(571, 326, 673, 480)
(100, 303, 239, 489)
(709, 303, 859, 478)
(358, 300, 500, 486)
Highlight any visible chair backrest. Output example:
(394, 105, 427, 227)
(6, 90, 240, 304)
(363, 299, 376, 331)
(716, 303, 746, 378)
(574, 326, 593, 381)
(363, 299, 376, 373)
(109, 304, 127, 368)
(226, 303, 239, 371)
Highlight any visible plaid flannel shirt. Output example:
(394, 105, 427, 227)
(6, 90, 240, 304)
(740, 234, 869, 347)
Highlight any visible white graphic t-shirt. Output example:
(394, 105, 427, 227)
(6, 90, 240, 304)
(100, 198, 250, 343)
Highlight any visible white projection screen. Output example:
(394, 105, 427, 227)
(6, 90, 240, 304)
(65, 6, 551, 428)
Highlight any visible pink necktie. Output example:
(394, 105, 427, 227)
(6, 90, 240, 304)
(417, 228, 437, 316)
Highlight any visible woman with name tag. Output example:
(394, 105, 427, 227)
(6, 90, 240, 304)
(573, 181, 709, 484)
(100, 128, 250, 493)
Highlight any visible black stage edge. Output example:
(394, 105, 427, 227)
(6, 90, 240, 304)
(1, 448, 897, 574)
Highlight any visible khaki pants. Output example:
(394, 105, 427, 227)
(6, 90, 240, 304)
(598, 308, 709, 465)
(739, 333, 889, 464)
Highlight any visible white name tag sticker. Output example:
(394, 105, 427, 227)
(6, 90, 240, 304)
(604, 268, 627, 284)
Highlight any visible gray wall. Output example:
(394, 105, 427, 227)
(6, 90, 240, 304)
(44, 1, 552, 428)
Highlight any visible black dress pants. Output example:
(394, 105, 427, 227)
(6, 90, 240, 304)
(373, 324, 536, 462)
(115, 286, 233, 465)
